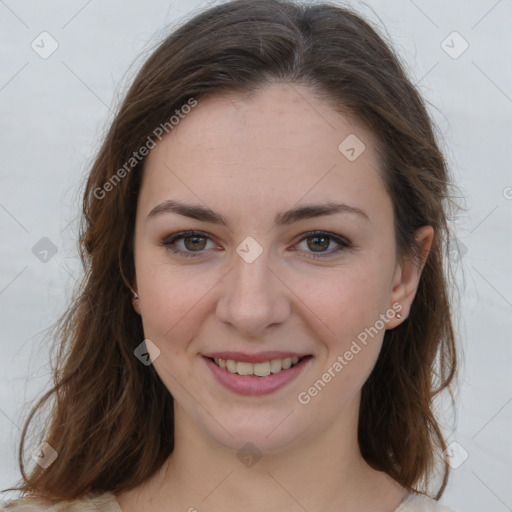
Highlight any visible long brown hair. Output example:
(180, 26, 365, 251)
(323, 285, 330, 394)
(5, 0, 458, 502)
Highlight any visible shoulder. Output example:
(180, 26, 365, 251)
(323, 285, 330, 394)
(396, 493, 459, 512)
(0, 491, 121, 512)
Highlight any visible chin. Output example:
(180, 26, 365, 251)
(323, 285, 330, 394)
(204, 405, 320, 456)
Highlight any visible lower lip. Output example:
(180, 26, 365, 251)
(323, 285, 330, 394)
(203, 356, 312, 396)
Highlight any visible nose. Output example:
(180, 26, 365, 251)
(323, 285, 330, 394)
(215, 240, 291, 338)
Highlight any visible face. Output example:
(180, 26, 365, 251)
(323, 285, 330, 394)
(131, 82, 430, 454)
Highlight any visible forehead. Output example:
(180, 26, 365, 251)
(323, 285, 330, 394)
(139, 83, 388, 220)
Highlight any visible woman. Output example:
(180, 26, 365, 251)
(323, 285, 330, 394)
(1, 0, 460, 510)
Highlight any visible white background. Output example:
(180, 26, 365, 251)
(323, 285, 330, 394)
(0, 1, 511, 510)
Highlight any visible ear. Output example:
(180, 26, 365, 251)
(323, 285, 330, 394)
(387, 225, 434, 329)
(131, 278, 141, 316)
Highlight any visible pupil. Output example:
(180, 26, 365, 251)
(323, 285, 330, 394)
(185, 236, 205, 251)
(310, 236, 328, 252)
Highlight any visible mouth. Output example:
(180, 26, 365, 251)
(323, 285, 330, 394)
(202, 354, 313, 396)
(206, 355, 311, 377)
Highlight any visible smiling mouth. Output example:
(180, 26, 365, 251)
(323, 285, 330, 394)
(207, 356, 311, 377)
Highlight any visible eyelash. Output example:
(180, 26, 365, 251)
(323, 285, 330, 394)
(160, 230, 351, 260)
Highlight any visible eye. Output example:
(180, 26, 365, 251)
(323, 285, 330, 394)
(294, 231, 351, 259)
(160, 231, 216, 258)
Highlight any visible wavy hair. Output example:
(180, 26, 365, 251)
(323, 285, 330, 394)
(5, 0, 458, 502)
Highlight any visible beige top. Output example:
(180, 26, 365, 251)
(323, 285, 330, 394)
(1, 491, 458, 511)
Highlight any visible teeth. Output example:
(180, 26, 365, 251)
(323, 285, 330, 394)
(254, 361, 271, 377)
(213, 356, 303, 376)
(270, 359, 282, 373)
(236, 362, 253, 376)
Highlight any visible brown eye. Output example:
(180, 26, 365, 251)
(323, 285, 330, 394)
(295, 231, 351, 260)
(161, 231, 214, 258)
(307, 235, 331, 252)
(183, 235, 207, 251)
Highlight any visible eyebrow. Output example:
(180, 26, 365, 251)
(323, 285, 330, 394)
(147, 199, 369, 228)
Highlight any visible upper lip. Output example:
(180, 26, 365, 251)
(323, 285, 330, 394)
(202, 351, 311, 363)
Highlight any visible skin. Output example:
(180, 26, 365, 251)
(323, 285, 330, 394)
(117, 82, 434, 512)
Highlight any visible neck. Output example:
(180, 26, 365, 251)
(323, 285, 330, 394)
(117, 393, 407, 512)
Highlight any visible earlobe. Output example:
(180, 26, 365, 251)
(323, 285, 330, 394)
(387, 225, 434, 327)
(132, 297, 141, 315)
(129, 280, 141, 315)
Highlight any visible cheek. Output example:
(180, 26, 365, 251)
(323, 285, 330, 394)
(135, 256, 214, 347)
(311, 263, 391, 339)
(299, 268, 389, 409)
(137, 265, 211, 393)
(303, 260, 392, 394)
